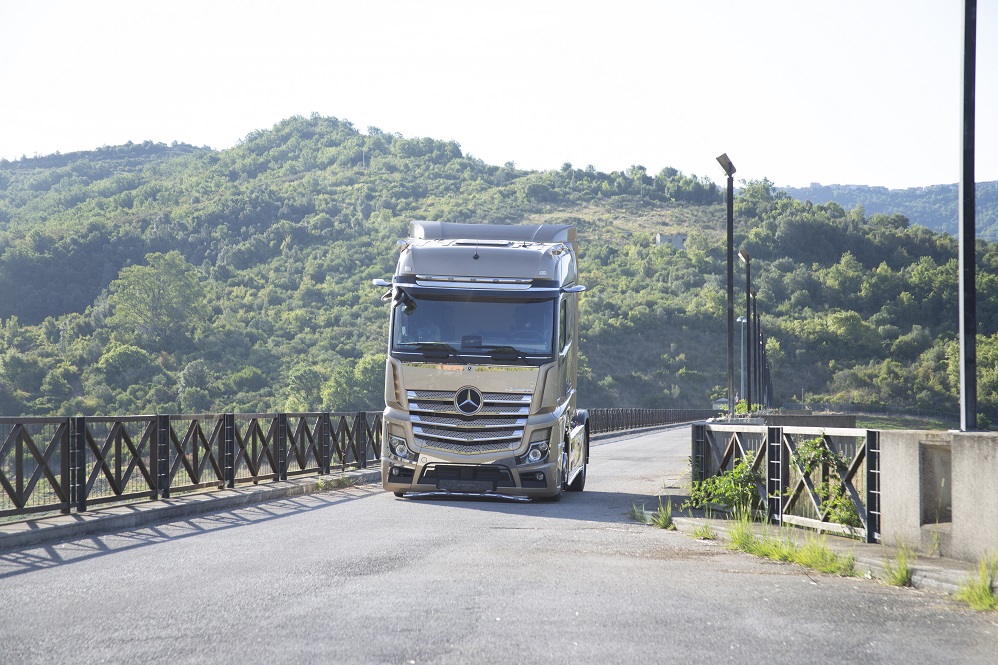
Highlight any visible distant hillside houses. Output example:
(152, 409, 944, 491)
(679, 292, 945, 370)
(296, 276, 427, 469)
(656, 233, 686, 250)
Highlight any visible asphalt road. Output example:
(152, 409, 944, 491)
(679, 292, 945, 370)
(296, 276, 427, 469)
(0, 426, 995, 664)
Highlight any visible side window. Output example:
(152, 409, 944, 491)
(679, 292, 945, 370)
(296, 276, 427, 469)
(559, 299, 568, 352)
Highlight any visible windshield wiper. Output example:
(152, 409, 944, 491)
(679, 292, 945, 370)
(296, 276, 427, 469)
(398, 342, 461, 358)
(475, 344, 531, 362)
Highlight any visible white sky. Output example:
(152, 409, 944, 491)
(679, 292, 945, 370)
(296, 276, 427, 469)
(0, 0, 995, 189)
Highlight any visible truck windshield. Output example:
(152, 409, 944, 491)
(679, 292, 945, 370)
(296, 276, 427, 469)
(392, 292, 556, 360)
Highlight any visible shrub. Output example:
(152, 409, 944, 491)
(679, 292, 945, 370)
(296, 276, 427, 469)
(685, 452, 761, 514)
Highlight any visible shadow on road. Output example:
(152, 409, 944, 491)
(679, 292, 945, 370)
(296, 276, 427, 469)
(0, 483, 695, 579)
(0, 485, 382, 579)
(397, 488, 693, 524)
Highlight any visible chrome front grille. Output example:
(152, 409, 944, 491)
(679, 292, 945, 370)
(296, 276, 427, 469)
(426, 440, 514, 454)
(408, 390, 531, 453)
(413, 414, 526, 428)
(416, 426, 520, 442)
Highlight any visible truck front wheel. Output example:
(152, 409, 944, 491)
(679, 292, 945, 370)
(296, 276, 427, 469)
(566, 429, 588, 492)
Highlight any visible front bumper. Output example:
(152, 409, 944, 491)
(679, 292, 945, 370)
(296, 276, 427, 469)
(382, 454, 561, 499)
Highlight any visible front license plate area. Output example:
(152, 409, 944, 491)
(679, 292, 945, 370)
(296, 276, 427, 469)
(438, 479, 495, 492)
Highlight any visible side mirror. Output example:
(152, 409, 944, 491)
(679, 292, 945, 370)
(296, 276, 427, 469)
(372, 278, 392, 288)
(561, 285, 587, 294)
(389, 287, 417, 314)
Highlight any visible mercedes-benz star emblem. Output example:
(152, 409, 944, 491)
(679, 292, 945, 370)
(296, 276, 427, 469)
(454, 387, 484, 415)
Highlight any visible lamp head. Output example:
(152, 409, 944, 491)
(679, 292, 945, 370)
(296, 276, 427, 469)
(716, 153, 736, 177)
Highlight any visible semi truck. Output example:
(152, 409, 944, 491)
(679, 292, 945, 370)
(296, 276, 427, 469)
(372, 221, 589, 501)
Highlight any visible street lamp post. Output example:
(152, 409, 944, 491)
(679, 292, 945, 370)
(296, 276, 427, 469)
(739, 250, 752, 412)
(737, 316, 747, 406)
(717, 154, 736, 418)
(751, 288, 760, 408)
(761, 331, 770, 407)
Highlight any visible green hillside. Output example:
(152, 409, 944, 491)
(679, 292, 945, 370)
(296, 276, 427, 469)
(781, 182, 998, 240)
(1, 114, 997, 423)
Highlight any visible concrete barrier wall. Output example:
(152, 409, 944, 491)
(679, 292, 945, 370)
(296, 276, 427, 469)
(952, 433, 998, 562)
(881, 430, 997, 563)
(762, 414, 857, 428)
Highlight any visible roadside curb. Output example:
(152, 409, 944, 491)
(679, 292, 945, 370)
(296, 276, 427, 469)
(670, 515, 977, 597)
(0, 468, 383, 552)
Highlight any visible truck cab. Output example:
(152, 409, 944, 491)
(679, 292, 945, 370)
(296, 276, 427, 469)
(373, 221, 588, 500)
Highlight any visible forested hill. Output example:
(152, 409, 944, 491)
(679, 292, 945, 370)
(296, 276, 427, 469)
(781, 181, 998, 240)
(1, 114, 998, 424)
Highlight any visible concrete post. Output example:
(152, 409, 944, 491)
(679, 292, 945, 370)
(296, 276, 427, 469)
(951, 432, 998, 562)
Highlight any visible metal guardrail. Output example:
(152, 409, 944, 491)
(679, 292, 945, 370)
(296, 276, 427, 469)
(781, 402, 957, 423)
(589, 408, 719, 434)
(1, 407, 713, 521)
(1, 412, 382, 519)
(692, 422, 880, 543)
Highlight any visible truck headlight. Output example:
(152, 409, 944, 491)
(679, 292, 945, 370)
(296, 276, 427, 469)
(517, 428, 552, 466)
(387, 435, 416, 462)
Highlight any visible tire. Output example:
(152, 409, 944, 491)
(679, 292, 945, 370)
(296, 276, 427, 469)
(393, 492, 405, 498)
(566, 460, 586, 492)
(560, 448, 569, 490)
(567, 428, 588, 492)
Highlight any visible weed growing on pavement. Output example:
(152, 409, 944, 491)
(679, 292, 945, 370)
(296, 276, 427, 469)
(727, 511, 757, 551)
(928, 529, 942, 558)
(750, 533, 797, 563)
(795, 534, 856, 576)
(690, 522, 716, 540)
(724, 514, 856, 577)
(649, 497, 676, 530)
(955, 553, 998, 611)
(884, 544, 915, 587)
(628, 503, 648, 523)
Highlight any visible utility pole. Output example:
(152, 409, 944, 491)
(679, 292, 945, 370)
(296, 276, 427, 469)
(717, 154, 736, 419)
(959, 0, 977, 431)
(740, 251, 752, 412)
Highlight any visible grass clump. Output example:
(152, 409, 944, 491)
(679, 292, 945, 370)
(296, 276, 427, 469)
(690, 522, 716, 540)
(649, 497, 676, 530)
(727, 511, 758, 551)
(630, 497, 678, 529)
(795, 535, 856, 576)
(750, 535, 797, 563)
(628, 503, 648, 523)
(884, 544, 915, 587)
(955, 553, 998, 611)
(725, 514, 856, 577)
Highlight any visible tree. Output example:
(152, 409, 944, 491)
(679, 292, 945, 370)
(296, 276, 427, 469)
(106, 251, 209, 350)
(321, 353, 386, 412)
(96, 343, 158, 391)
(286, 366, 323, 411)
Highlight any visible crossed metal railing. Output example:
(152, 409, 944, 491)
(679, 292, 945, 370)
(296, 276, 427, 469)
(589, 408, 719, 434)
(1, 407, 716, 521)
(692, 422, 880, 543)
(1, 412, 382, 519)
